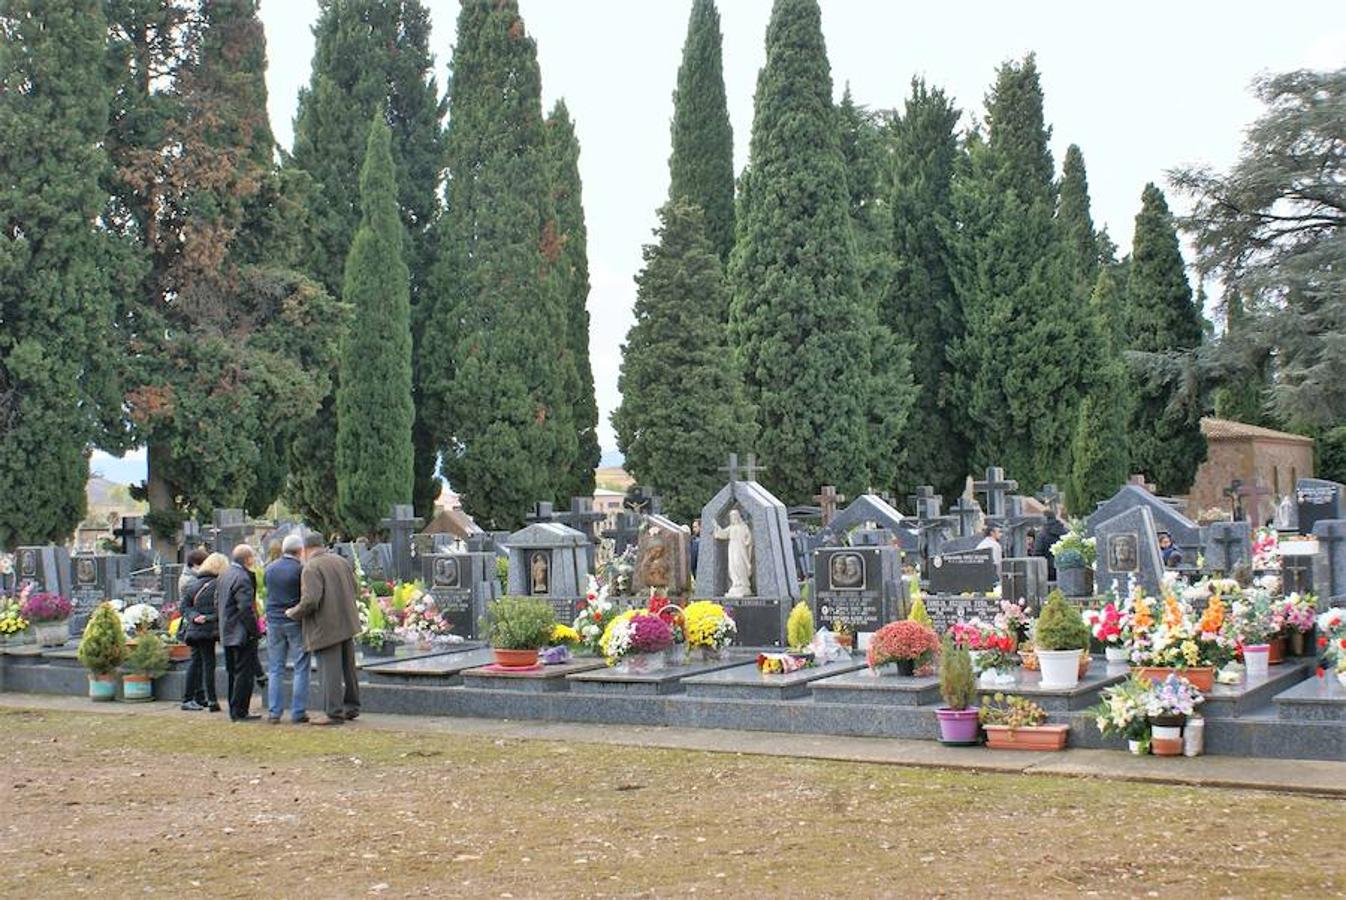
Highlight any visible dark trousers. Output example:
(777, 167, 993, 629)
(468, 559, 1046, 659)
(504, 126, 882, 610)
(314, 639, 360, 720)
(224, 639, 258, 720)
(185, 639, 217, 705)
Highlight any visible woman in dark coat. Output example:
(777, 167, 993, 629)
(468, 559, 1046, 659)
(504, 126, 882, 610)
(180, 552, 228, 711)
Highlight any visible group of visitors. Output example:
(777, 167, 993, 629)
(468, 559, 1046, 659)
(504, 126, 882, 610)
(176, 532, 362, 726)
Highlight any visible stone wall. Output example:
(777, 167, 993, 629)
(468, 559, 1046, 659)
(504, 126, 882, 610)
(1188, 419, 1314, 522)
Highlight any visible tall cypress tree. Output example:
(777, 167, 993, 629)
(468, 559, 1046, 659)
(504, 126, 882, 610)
(837, 88, 894, 317)
(1068, 267, 1131, 512)
(0, 0, 128, 546)
(422, 0, 576, 529)
(669, 0, 735, 263)
(545, 101, 600, 499)
(1057, 144, 1099, 290)
(613, 201, 757, 522)
(1126, 182, 1206, 493)
(888, 78, 965, 498)
(335, 114, 414, 537)
(288, 0, 445, 527)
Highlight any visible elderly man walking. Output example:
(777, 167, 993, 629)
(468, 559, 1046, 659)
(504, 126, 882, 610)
(286, 533, 361, 726)
(217, 544, 262, 722)
(264, 535, 311, 724)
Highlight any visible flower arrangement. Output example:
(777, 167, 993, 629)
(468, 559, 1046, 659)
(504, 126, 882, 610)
(120, 603, 161, 635)
(994, 599, 1033, 643)
(1125, 590, 1235, 670)
(573, 577, 614, 655)
(599, 609, 673, 663)
(359, 593, 394, 648)
(1050, 524, 1096, 568)
(1226, 590, 1277, 646)
(648, 593, 685, 645)
(1252, 527, 1279, 571)
(483, 596, 556, 651)
(867, 620, 939, 670)
(683, 600, 737, 651)
(1318, 609, 1346, 664)
(19, 591, 72, 624)
(951, 619, 1017, 675)
(978, 693, 1048, 728)
(602, 546, 637, 596)
(1084, 602, 1124, 646)
(550, 624, 580, 646)
(0, 598, 29, 637)
(1093, 675, 1156, 745)
(1282, 593, 1317, 634)
(394, 586, 454, 644)
(1146, 673, 1204, 718)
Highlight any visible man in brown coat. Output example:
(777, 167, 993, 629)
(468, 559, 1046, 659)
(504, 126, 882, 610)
(285, 533, 361, 726)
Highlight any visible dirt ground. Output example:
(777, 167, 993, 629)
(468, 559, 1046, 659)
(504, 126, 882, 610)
(2, 705, 1344, 899)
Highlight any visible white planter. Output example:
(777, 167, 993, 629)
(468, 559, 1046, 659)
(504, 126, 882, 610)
(1105, 646, 1129, 663)
(1243, 643, 1270, 680)
(978, 668, 1015, 687)
(1183, 716, 1205, 757)
(1128, 739, 1147, 756)
(1037, 649, 1082, 689)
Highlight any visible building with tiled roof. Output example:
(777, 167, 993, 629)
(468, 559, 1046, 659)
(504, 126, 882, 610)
(1186, 417, 1314, 523)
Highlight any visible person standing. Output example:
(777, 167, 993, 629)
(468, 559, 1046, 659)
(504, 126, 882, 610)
(181, 552, 227, 712)
(1034, 510, 1069, 580)
(178, 548, 207, 600)
(977, 524, 1004, 566)
(263, 535, 310, 724)
(217, 544, 262, 722)
(287, 533, 361, 726)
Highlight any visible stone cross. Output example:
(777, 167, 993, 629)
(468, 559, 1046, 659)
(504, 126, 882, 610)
(973, 466, 1018, 520)
(113, 516, 149, 558)
(178, 520, 201, 564)
(210, 508, 247, 554)
(1038, 484, 1063, 517)
(813, 485, 846, 527)
(557, 496, 606, 541)
(381, 504, 423, 583)
(1208, 527, 1246, 574)
(525, 501, 557, 524)
(1237, 480, 1274, 526)
(948, 497, 982, 539)
(1315, 521, 1346, 600)
(867, 486, 897, 506)
(909, 486, 943, 521)
(602, 510, 642, 557)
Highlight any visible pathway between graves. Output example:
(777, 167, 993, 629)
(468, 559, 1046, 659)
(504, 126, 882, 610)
(3, 691, 1343, 798)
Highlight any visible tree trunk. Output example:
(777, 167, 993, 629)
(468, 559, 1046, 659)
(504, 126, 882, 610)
(146, 441, 175, 558)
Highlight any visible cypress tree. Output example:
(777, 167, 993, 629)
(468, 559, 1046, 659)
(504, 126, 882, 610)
(335, 114, 414, 537)
(1057, 144, 1099, 290)
(669, 0, 735, 263)
(1126, 183, 1206, 494)
(0, 0, 128, 546)
(837, 88, 895, 317)
(1068, 267, 1131, 512)
(545, 101, 601, 499)
(422, 0, 576, 529)
(613, 201, 757, 522)
(888, 79, 965, 498)
(730, 0, 903, 504)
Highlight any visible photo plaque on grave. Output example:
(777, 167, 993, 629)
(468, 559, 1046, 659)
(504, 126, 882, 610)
(811, 546, 901, 636)
(425, 554, 477, 640)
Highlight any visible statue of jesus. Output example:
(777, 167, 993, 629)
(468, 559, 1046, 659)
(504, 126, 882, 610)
(714, 509, 753, 598)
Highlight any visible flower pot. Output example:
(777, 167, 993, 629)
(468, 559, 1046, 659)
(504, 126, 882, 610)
(1105, 646, 1130, 663)
(1268, 636, 1286, 665)
(1183, 716, 1205, 757)
(982, 724, 1069, 751)
(1133, 666, 1215, 692)
(1243, 643, 1271, 680)
(1150, 721, 1184, 756)
(1037, 649, 1082, 689)
(123, 673, 154, 702)
(167, 643, 191, 662)
(614, 651, 666, 674)
(1289, 629, 1312, 657)
(895, 658, 916, 677)
(1128, 739, 1147, 756)
(492, 648, 540, 668)
(361, 641, 397, 659)
(936, 707, 981, 744)
(31, 620, 70, 647)
(1057, 567, 1093, 598)
(88, 673, 118, 702)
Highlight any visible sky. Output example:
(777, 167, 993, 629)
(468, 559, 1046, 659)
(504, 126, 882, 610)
(92, 0, 1346, 484)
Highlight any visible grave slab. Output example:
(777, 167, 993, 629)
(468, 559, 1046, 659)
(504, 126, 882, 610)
(681, 659, 866, 701)
(567, 657, 747, 696)
(460, 658, 607, 693)
(974, 662, 1128, 711)
(807, 669, 942, 706)
(361, 648, 496, 687)
(1275, 675, 1346, 722)
(1195, 661, 1312, 719)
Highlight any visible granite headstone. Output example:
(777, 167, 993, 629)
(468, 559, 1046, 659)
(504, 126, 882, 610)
(1203, 521, 1253, 574)
(811, 545, 904, 636)
(1094, 506, 1165, 597)
(1297, 479, 1345, 536)
(507, 522, 591, 625)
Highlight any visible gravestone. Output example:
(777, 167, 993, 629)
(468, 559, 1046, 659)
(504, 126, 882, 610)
(1280, 536, 1319, 595)
(1000, 557, 1049, 607)
(556, 497, 607, 570)
(1203, 521, 1252, 575)
(1003, 495, 1047, 559)
(112, 516, 151, 569)
(928, 547, 998, 595)
(602, 510, 642, 557)
(67, 553, 127, 636)
(178, 520, 202, 562)
(633, 514, 691, 596)
(1312, 520, 1346, 605)
(210, 508, 247, 554)
(973, 466, 1018, 522)
(1094, 506, 1165, 598)
(381, 504, 423, 584)
(1297, 479, 1345, 536)
(922, 594, 1001, 636)
(811, 545, 904, 636)
(15, 545, 71, 597)
(816, 494, 912, 548)
(910, 486, 957, 579)
(422, 550, 498, 640)
(947, 497, 983, 539)
(506, 522, 591, 625)
(694, 454, 798, 647)
(1087, 484, 1201, 565)
(790, 526, 821, 580)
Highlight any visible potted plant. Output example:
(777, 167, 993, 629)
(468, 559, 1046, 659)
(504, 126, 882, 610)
(1051, 526, 1096, 597)
(683, 600, 737, 661)
(0, 597, 31, 645)
(867, 620, 939, 676)
(77, 602, 127, 701)
(1033, 590, 1091, 689)
(19, 591, 73, 647)
(1282, 593, 1318, 656)
(1093, 674, 1155, 755)
(936, 637, 980, 744)
(951, 619, 1017, 686)
(648, 594, 687, 666)
(1146, 674, 1204, 756)
(483, 596, 556, 668)
(1084, 600, 1128, 662)
(1227, 591, 1277, 680)
(122, 631, 170, 701)
(1127, 593, 1232, 692)
(599, 608, 673, 673)
(786, 601, 815, 661)
(978, 693, 1068, 750)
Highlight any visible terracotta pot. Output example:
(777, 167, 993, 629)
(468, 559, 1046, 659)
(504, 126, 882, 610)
(492, 648, 540, 668)
(1268, 636, 1286, 665)
(1133, 666, 1215, 692)
(168, 643, 191, 662)
(982, 724, 1069, 751)
(936, 707, 981, 743)
(1149, 715, 1185, 756)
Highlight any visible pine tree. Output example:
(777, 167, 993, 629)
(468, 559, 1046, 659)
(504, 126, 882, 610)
(545, 101, 600, 500)
(0, 0, 129, 546)
(1126, 183, 1206, 494)
(613, 201, 757, 522)
(730, 0, 907, 504)
(888, 79, 965, 498)
(422, 0, 577, 529)
(1068, 267, 1131, 512)
(334, 115, 414, 537)
(669, 0, 735, 263)
(288, 0, 446, 526)
(1057, 144, 1099, 290)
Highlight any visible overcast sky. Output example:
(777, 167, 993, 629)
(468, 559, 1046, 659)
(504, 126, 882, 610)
(93, 0, 1346, 480)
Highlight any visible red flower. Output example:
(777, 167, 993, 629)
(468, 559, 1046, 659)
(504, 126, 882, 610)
(1319, 636, 1329, 649)
(593, 611, 602, 622)
(1318, 667, 1327, 679)
(576, 599, 588, 611)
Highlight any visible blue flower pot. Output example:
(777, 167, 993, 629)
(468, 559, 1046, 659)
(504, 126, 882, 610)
(88, 674, 118, 702)
(122, 674, 154, 702)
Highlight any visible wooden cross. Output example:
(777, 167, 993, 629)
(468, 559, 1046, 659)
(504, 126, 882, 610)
(973, 466, 1018, 519)
(813, 485, 846, 526)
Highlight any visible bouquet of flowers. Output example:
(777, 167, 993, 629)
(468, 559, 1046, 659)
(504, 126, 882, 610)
(0, 598, 29, 638)
(994, 600, 1034, 643)
(867, 620, 939, 670)
(120, 603, 161, 635)
(18, 591, 71, 624)
(1252, 527, 1280, 571)
(573, 576, 615, 655)
(683, 600, 737, 651)
(1317, 609, 1346, 663)
(599, 609, 673, 664)
(1093, 675, 1156, 744)
(1050, 524, 1096, 568)
(1226, 590, 1278, 647)
(1282, 593, 1317, 633)
(550, 624, 580, 645)
(359, 592, 395, 648)
(1126, 592, 1235, 670)
(602, 546, 636, 596)
(394, 585, 454, 644)
(1084, 602, 1124, 646)
(648, 593, 685, 645)
(1144, 673, 1204, 718)
(951, 619, 1017, 675)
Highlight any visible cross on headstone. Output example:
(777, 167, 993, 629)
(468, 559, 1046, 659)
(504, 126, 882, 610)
(525, 501, 557, 524)
(602, 510, 642, 559)
(973, 466, 1018, 520)
(1223, 479, 1246, 521)
(948, 497, 982, 539)
(113, 516, 149, 558)
(381, 504, 423, 583)
(1315, 521, 1346, 600)
(1038, 484, 1062, 517)
(1237, 480, 1274, 525)
(557, 496, 606, 540)
(909, 486, 943, 521)
(866, 486, 896, 506)
(813, 485, 846, 527)
(623, 485, 664, 517)
(1208, 527, 1246, 574)
(1129, 474, 1157, 494)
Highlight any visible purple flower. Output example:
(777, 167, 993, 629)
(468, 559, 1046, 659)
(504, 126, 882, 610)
(628, 612, 674, 653)
(19, 592, 72, 623)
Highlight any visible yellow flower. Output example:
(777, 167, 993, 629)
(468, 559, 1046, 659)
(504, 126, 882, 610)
(685, 600, 731, 648)
(550, 624, 580, 645)
(1181, 640, 1199, 666)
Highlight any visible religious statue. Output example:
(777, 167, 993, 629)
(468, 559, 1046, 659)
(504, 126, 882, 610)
(530, 551, 549, 595)
(714, 509, 753, 598)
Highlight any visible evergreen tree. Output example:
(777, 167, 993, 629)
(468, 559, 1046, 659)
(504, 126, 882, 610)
(1068, 267, 1130, 512)
(1211, 292, 1274, 426)
(421, 0, 577, 529)
(545, 101, 600, 500)
(0, 0, 129, 546)
(888, 78, 965, 497)
(1126, 183, 1206, 494)
(335, 114, 414, 536)
(1057, 144, 1099, 290)
(837, 88, 895, 317)
(288, 0, 446, 525)
(948, 56, 1088, 489)
(613, 201, 757, 522)
(669, 0, 735, 263)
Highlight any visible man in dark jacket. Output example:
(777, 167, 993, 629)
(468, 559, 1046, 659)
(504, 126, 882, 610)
(217, 544, 261, 721)
(287, 533, 362, 726)
(1034, 511, 1070, 580)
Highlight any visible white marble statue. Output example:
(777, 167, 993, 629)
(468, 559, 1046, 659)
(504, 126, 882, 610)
(714, 509, 754, 598)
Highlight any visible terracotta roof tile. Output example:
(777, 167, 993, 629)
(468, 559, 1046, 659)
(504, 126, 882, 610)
(1200, 417, 1314, 443)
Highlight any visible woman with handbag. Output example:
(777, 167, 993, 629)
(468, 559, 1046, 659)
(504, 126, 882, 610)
(180, 552, 228, 711)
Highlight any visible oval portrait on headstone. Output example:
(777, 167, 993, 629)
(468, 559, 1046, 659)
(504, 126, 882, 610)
(433, 557, 459, 588)
(829, 552, 865, 590)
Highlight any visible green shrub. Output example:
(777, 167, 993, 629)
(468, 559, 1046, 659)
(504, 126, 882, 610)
(77, 603, 126, 676)
(938, 637, 975, 710)
(1034, 590, 1090, 651)
(125, 631, 170, 678)
(786, 602, 815, 651)
(483, 596, 556, 650)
